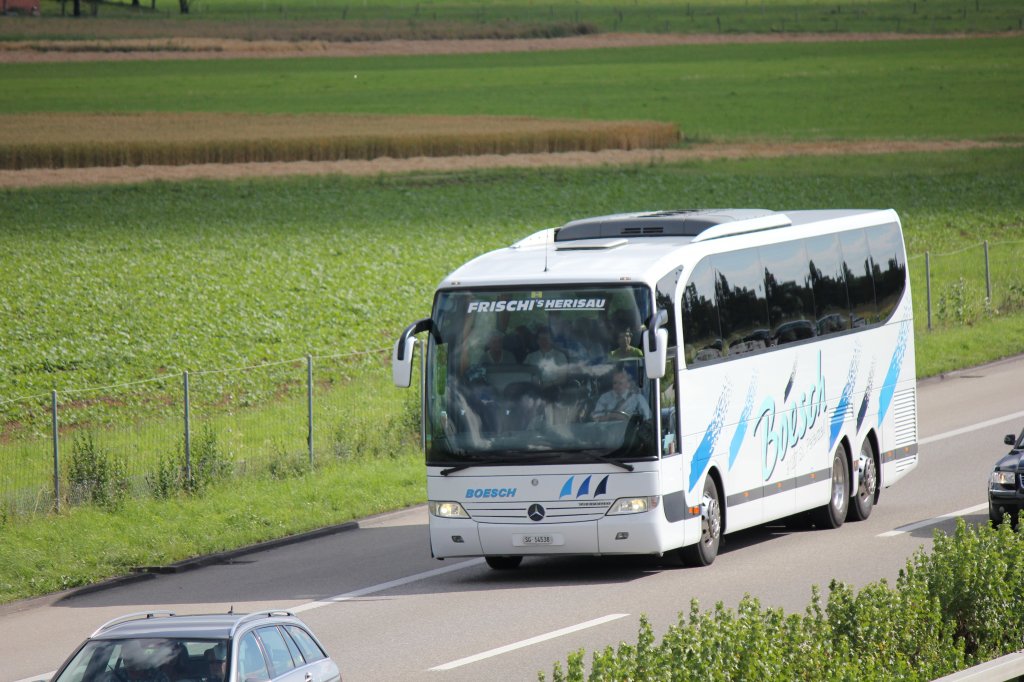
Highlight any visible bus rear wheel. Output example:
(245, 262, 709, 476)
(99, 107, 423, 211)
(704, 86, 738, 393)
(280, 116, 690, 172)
(680, 477, 721, 567)
(485, 555, 523, 570)
(814, 445, 849, 529)
(848, 441, 877, 522)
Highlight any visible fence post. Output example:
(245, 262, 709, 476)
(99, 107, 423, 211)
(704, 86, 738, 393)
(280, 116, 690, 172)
(307, 353, 313, 468)
(183, 370, 191, 483)
(984, 240, 991, 303)
(925, 251, 932, 331)
(52, 389, 60, 512)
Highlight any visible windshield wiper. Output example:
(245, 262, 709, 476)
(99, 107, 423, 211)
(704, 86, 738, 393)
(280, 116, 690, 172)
(438, 453, 562, 476)
(572, 452, 635, 471)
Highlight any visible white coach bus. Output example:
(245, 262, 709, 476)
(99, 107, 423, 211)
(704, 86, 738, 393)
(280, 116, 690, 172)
(393, 208, 918, 569)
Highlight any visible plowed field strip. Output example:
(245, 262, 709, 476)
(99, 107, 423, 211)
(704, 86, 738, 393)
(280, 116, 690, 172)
(3, 31, 1019, 63)
(2, 139, 1018, 189)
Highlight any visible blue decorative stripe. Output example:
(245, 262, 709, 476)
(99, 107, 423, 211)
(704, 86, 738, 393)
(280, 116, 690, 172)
(576, 475, 592, 498)
(559, 476, 574, 499)
(729, 379, 757, 469)
(689, 389, 729, 491)
(878, 321, 909, 426)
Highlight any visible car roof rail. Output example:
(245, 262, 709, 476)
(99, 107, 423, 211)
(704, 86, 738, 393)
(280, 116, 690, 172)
(91, 610, 177, 637)
(229, 610, 296, 638)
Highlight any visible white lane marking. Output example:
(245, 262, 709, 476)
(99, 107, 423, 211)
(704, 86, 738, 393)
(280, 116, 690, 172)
(878, 503, 988, 537)
(876, 409, 1024, 538)
(21, 560, 486, 682)
(919, 409, 1024, 446)
(429, 613, 630, 671)
(292, 558, 486, 613)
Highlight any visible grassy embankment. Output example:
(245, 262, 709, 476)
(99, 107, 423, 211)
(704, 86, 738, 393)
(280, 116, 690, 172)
(3, 0, 1022, 39)
(2, 148, 1023, 604)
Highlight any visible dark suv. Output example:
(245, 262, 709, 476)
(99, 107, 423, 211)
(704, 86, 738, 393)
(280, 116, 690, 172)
(989, 427, 1024, 526)
(51, 609, 341, 682)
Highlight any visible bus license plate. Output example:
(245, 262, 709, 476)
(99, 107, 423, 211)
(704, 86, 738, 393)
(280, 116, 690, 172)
(514, 534, 563, 546)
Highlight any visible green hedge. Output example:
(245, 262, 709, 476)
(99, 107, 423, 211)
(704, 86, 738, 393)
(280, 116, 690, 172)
(542, 517, 1024, 681)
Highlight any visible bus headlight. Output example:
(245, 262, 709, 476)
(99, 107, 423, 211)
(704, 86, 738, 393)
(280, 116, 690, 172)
(429, 501, 471, 519)
(606, 496, 660, 515)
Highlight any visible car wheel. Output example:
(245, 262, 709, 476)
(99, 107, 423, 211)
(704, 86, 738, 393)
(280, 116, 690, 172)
(485, 555, 523, 570)
(814, 445, 849, 529)
(989, 500, 1003, 526)
(848, 440, 876, 522)
(680, 477, 721, 567)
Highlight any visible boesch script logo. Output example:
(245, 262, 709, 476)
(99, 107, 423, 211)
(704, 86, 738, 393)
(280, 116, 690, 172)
(755, 352, 827, 481)
(527, 504, 546, 521)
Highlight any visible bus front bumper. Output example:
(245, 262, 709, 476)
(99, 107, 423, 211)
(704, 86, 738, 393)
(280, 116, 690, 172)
(429, 514, 673, 559)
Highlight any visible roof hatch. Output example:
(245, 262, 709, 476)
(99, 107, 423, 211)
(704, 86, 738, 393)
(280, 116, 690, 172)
(553, 209, 787, 242)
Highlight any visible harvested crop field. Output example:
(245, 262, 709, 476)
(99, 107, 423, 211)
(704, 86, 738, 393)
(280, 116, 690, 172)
(2, 139, 1018, 189)
(0, 113, 679, 170)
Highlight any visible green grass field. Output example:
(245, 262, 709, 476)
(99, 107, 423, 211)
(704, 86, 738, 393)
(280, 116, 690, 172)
(3, 147, 1024, 601)
(9, 0, 1024, 36)
(3, 38, 1022, 143)
(2, 147, 1022, 412)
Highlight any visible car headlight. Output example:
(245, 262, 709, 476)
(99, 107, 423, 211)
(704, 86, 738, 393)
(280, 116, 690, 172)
(990, 470, 1017, 486)
(606, 496, 660, 515)
(429, 501, 470, 519)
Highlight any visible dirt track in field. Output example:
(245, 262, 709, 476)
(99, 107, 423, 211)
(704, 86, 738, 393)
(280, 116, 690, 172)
(2, 139, 1019, 189)
(1, 30, 1019, 63)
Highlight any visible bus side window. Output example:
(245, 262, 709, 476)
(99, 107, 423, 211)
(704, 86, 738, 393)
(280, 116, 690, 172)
(682, 259, 722, 367)
(714, 248, 770, 357)
(866, 223, 907, 323)
(839, 229, 877, 328)
(761, 240, 815, 347)
(806, 233, 852, 337)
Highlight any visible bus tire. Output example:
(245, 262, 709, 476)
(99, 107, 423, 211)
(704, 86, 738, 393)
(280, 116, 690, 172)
(814, 445, 849, 529)
(680, 477, 722, 567)
(848, 440, 876, 522)
(485, 555, 523, 570)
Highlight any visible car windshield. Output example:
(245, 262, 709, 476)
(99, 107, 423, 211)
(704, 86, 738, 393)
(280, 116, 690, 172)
(54, 637, 229, 682)
(424, 285, 659, 466)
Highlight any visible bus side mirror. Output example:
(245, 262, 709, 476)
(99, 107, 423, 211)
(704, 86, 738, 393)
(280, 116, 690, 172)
(392, 318, 432, 388)
(642, 327, 669, 379)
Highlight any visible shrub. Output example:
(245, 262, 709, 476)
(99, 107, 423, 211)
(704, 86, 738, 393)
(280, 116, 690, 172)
(66, 432, 128, 509)
(541, 519, 1023, 681)
(189, 425, 233, 492)
(147, 426, 233, 497)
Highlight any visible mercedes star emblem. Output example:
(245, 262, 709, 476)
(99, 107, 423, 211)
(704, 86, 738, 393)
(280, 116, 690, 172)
(527, 504, 546, 521)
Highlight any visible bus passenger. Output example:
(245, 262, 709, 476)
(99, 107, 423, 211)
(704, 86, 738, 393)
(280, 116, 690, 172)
(480, 330, 515, 365)
(609, 328, 643, 360)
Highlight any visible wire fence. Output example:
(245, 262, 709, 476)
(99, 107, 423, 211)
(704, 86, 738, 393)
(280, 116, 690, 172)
(2, 239, 1022, 520)
(909, 239, 1024, 331)
(0, 348, 419, 519)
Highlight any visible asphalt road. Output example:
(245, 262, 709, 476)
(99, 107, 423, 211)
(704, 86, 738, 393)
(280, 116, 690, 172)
(5, 354, 1024, 682)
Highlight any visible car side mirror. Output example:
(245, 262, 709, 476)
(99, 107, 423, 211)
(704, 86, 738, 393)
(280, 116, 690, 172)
(1005, 434, 1017, 446)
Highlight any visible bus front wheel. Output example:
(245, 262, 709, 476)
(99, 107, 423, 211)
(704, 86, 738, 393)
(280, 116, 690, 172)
(814, 445, 850, 529)
(680, 477, 722, 567)
(485, 555, 523, 570)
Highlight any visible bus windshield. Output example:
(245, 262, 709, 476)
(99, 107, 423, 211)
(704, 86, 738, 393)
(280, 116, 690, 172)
(424, 285, 658, 467)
